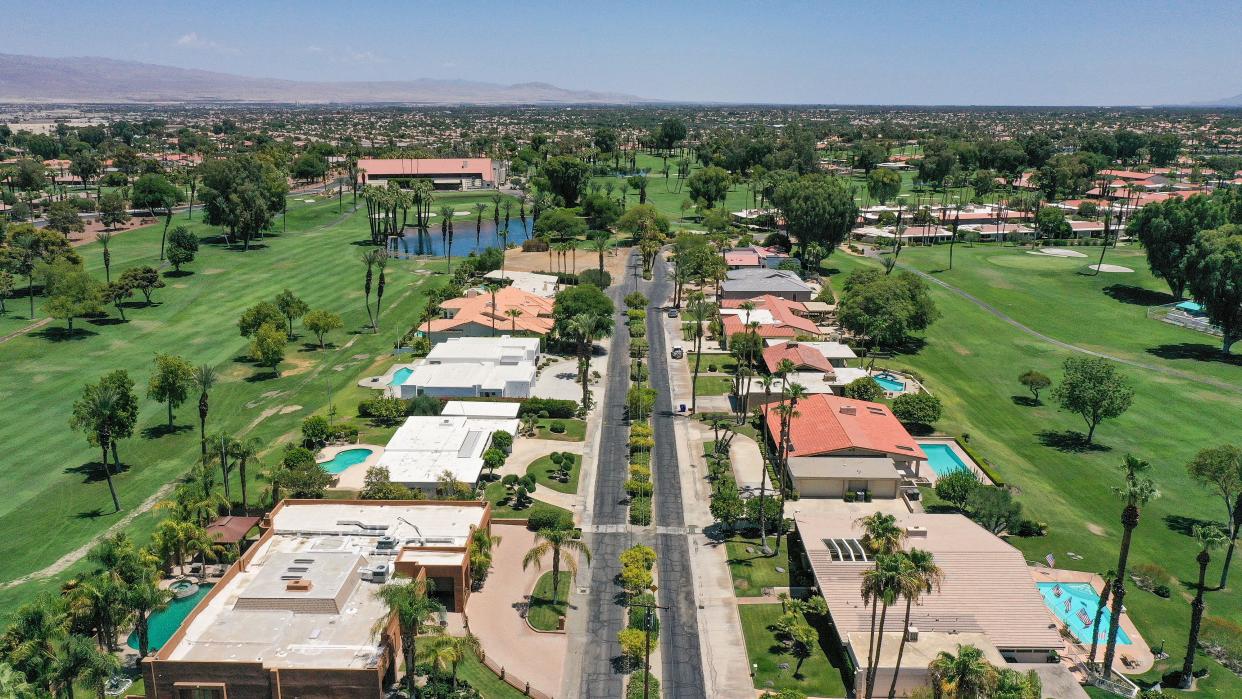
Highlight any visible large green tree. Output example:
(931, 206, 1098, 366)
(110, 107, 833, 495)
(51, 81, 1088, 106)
(866, 167, 901, 204)
(198, 156, 287, 251)
(539, 156, 589, 206)
(772, 174, 858, 266)
(552, 283, 615, 339)
(1126, 194, 1223, 300)
(687, 166, 731, 208)
(1186, 444, 1242, 588)
(131, 173, 181, 259)
(1050, 357, 1134, 444)
(837, 269, 938, 348)
(147, 353, 195, 429)
(1183, 224, 1242, 354)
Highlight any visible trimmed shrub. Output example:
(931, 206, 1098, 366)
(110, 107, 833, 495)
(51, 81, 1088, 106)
(490, 430, 513, 452)
(527, 508, 574, 532)
(626, 672, 659, 699)
(519, 397, 578, 418)
(550, 452, 564, 466)
(579, 268, 612, 288)
(550, 421, 567, 434)
(629, 496, 652, 525)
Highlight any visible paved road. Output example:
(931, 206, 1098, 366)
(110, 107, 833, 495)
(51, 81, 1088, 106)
(863, 248, 1241, 395)
(644, 256, 708, 699)
(578, 253, 642, 699)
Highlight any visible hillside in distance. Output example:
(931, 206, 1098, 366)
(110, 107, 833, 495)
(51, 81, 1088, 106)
(0, 53, 646, 104)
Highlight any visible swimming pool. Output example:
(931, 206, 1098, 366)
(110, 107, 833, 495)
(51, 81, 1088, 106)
(872, 373, 906, 392)
(390, 367, 414, 386)
(1036, 582, 1131, 645)
(127, 584, 214, 652)
(320, 448, 373, 474)
(919, 443, 969, 478)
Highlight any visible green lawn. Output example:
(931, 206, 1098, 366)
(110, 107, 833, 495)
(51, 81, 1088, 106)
(830, 245, 1242, 695)
(524, 453, 581, 494)
(688, 352, 738, 374)
(0, 197, 447, 616)
(482, 480, 573, 522)
(526, 571, 571, 632)
(738, 603, 849, 697)
(693, 375, 734, 396)
(456, 652, 527, 699)
(532, 418, 586, 441)
(724, 535, 811, 597)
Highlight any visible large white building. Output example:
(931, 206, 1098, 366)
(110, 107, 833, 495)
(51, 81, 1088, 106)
(394, 336, 540, 399)
(378, 415, 518, 492)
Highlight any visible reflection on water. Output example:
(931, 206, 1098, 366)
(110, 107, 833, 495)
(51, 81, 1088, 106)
(388, 216, 532, 258)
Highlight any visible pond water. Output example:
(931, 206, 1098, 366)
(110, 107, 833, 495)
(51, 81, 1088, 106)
(386, 216, 533, 259)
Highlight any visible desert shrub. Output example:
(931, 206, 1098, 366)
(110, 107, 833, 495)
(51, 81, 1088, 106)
(519, 397, 578, 418)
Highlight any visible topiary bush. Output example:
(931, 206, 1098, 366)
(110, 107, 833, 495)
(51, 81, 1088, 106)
(527, 507, 574, 531)
(550, 421, 567, 434)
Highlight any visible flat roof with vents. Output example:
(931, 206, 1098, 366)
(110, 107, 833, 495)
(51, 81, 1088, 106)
(377, 415, 518, 488)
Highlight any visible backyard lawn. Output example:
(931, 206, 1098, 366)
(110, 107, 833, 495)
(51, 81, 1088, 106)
(738, 603, 849, 697)
(0, 196, 448, 616)
(724, 534, 811, 597)
(525, 453, 581, 494)
(693, 375, 734, 396)
(456, 653, 527, 699)
(830, 245, 1242, 695)
(525, 572, 571, 632)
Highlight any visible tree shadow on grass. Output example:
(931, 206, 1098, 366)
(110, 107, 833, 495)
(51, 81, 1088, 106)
(163, 269, 193, 279)
(1163, 513, 1220, 538)
(64, 460, 130, 483)
(1011, 395, 1041, 407)
(75, 508, 107, 519)
(30, 326, 97, 342)
(1147, 343, 1242, 367)
(243, 370, 282, 383)
(87, 316, 127, 327)
(1102, 284, 1174, 307)
(1036, 429, 1111, 453)
(141, 423, 193, 439)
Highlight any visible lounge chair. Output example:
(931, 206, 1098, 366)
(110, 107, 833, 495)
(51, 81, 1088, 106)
(1063, 599, 1072, 613)
(1076, 609, 1093, 626)
(1052, 584, 1063, 597)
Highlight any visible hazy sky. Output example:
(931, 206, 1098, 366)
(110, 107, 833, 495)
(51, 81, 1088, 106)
(2, 0, 1240, 105)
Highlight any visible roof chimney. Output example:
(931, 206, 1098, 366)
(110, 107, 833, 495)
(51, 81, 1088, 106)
(839, 405, 857, 416)
(286, 579, 312, 592)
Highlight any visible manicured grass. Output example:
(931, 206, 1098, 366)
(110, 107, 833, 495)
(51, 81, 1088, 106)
(526, 571, 571, 632)
(533, 418, 586, 441)
(482, 480, 573, 522)
(688, 352, 737, 374)
(456, 652, 527, 699)
(831, 247, 1242, 694)
(725, 536, 809, 595)
(693, 375, 734, 396)
(0, 197, 446, 615)
(738, 604, 849, 697)
(525, 453, 581, 494)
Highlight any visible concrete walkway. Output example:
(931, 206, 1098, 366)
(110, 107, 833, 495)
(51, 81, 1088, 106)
(467, 523, 570, 697)
(727, 432, 766, 492)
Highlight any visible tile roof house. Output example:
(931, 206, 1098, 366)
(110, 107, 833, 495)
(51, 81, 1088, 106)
(720, 295, 821, 340)
(765, 393, 925, 497)
(720, 268, 812, 301)
(356, 158, 503, 190)
(427, 286, 554, 337)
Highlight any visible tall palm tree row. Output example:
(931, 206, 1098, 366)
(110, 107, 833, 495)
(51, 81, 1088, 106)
(568, 312, 601, 411)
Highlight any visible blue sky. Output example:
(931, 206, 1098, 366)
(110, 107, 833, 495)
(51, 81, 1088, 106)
(2, 0, 1240, 105)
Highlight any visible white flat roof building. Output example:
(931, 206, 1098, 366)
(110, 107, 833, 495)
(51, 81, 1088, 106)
(397, 361, 536, 400)
(425, 335, 540, 365)
(378, 415, 518, 491)
(483, 270, 560, 298)
(440, 400, 522, 418)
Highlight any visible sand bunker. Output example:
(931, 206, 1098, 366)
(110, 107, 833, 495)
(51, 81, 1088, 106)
(1027, 248, 1087, 258)
(1088, 263, 1133, 273)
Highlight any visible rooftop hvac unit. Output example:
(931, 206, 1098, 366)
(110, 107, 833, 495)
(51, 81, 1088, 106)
(360, 562, 393, 583)
(376, 535, 398, 550)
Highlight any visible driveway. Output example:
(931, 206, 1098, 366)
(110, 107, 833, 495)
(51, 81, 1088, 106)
(468, 523, 569, 697)
(533, 357, 588, 401)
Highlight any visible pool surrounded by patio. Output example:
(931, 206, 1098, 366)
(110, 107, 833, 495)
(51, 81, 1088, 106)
(919, 442, 968, 478)
(127, 583, 214, 652)
(390, 367, 414, 386)
(320, 448, 374, 474)
(872, 372, 906, 392)
(1037, 581, 1131, 645)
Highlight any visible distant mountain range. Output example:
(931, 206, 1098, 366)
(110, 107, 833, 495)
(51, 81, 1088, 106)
(0, 53, 647, 105)
(1203, 92, 1242, 107)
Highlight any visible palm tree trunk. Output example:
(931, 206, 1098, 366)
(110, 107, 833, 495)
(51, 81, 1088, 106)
(1220, 503, 1239, 589)
(1181, 552, 1210, 688)
(887, 598, 914, 698)
(405, 630, 416, 698)
(867, 601, 892, 699)
(865, 598, 880, 697)
(1102, 510, 1138, 677)
(101, 442, 121, 512)
(198, 394, 209, 456)
(552, 548, 562, 604)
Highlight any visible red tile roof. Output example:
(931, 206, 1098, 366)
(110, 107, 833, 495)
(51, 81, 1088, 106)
(762, 342, 834, 374)
(766, 393, 925, 460)
(721, 295, 820, 336)
(428, 286, 554, 335)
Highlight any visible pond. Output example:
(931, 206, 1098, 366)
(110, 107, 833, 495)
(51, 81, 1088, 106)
(386, 216, 533, 259)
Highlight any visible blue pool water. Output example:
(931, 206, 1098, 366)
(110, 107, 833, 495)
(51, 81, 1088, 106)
(320, 448, 373, 474)
(127, 584, 214, 652)
(1037, 582, 1131, 645)
(919, 443, 968, 478)
(872, 373, 906, 392)
(1176, 300, 1205, 315)
(390, 367, 414, 386)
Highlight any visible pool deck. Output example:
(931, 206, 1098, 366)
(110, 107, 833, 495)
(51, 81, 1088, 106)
(915, 436, 993, 485)
(356, 362, 418, 396)
(1029, 567, 1154, 677)
(316, 443, 386, 489)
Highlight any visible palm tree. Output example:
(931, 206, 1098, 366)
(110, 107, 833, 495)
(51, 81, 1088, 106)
(420, 633, 482, 689)
(505, 308, 523, 335)
(126, 576, 173, 659)
(52, 634, 116, 699)
(928, 643, 997, 699)
(482, 281, 501, 337)
(886, 549, 944, 698)
(857, 513, 904, 691)
(63, 574, 125, 651)
(228, 437, 260, 513)
(756, 374, 777, 553)
(373, 251, 389, 332)
(3, 597, 63, 694)
(1181, 524, 1227, 688)
(473, 202, 487, 244)
(860, 553, 904, 698)
(360, 250, 378, 331)
(1087, 568, 1117, 668)
(569, 312, 601, 411)
(438, 205, 454, 259)
(73, 384, 122, 513)
(687, 293, 711, 412)
(96, 231, 113, 284)
(1102, 455, 1160, 678)
(522, 528, 591, 605)
(376, 578, 442, 699)
(590, 230, 610, 275)
(192, 365, 216, 457)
